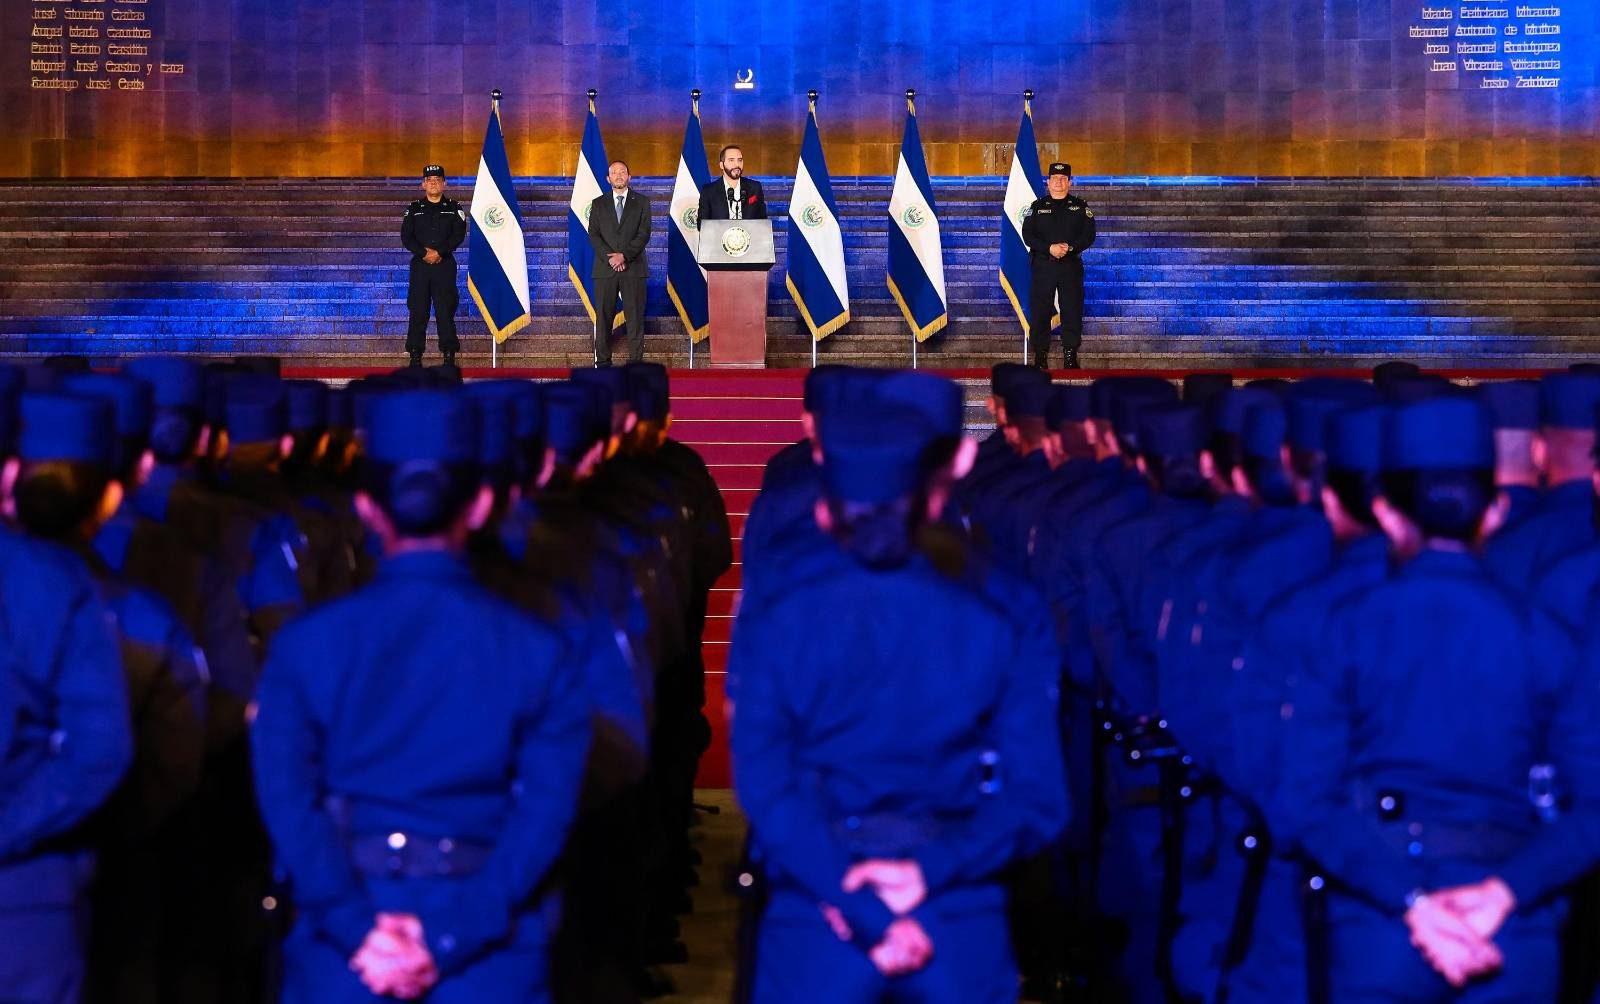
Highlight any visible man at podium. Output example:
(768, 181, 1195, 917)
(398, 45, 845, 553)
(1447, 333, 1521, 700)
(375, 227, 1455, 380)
(698, 145, 768, 222)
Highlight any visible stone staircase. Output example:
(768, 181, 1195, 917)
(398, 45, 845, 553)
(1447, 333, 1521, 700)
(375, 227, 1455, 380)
(0, 177, 1596, 369)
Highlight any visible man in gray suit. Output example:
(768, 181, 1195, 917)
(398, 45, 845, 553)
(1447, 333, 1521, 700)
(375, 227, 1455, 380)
(587, 159, 652, 366)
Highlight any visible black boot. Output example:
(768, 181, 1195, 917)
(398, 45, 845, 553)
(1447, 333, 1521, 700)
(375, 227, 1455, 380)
(442, 349, 457, 367)
(1064, 348, 1081, 370)
(407, 349, 423, 368)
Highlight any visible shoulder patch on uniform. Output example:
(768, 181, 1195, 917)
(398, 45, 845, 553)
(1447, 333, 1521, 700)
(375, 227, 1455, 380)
(1086, 209, 1095, 218)
(458, 209, 467, 221)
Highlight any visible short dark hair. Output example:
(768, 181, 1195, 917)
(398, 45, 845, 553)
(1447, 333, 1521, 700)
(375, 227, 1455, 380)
(360, 458, 482, 538)
(608, 159, 629, 173)
(1380, 467, 1496, 542)
(148, 406, 203, 464)
(718, 144, 742, 162)
(14, 460, 111, 540)
(1326, 468, 1380, 528)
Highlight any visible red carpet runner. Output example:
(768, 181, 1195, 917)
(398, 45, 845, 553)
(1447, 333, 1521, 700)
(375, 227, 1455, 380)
(671, 371, 808, 788)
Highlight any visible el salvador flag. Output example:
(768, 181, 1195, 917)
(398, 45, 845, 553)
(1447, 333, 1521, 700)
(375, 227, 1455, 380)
(667, 98, 715, 343)
(886, 93, 947, 342)
(1001, 94, 1053, 334)
(568, 94, 621, 329)
(786, 95, 849, 342)
(466, 97, 531, 344)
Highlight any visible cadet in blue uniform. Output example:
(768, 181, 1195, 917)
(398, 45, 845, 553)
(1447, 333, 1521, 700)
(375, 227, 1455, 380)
(1283, 396, 1600, 1002)
(0, 390, 131, 1004)
(251, 390, 591, 1003)
(402, 165, 468, 368)
(731, 401, 1067, 1003)
(1021, 163, 1096, 369)
(1484, 371, 1600, 589)
(1475, 381, 1542, 532)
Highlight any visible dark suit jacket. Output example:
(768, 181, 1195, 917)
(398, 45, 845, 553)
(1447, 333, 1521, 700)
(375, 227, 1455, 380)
(698, 177, 768, 223)
(587, 190, 652, 279)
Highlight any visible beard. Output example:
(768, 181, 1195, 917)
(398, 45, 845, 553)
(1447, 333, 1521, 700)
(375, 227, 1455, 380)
(725, 166, 743, 179)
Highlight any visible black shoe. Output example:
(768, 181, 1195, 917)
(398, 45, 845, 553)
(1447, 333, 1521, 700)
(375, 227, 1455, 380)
(407, 350, 423, 368)
(442, 350, 457, 367)
(1064, 348, 1081, 370)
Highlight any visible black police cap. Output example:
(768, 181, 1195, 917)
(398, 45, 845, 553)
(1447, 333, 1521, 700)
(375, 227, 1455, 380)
(1048, 163, 1072, 177)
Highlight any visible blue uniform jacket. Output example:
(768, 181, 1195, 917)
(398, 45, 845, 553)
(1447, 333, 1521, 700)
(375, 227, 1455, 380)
(729, 548, 1068, 948)
(250, 550, 591, 977)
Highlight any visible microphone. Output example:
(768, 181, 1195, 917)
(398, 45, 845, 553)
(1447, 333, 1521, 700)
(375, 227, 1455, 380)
(728, 186, 739, 220)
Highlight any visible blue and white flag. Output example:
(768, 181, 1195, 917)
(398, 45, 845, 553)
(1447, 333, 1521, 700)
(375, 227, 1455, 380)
(887, 93, 946, 342)
(567, 94, 621, 328)
(667, 96, 715, 343)
(1000, 94, 1052, 334)
(786, 96, 849, 341)
(467, 97, 531, 344)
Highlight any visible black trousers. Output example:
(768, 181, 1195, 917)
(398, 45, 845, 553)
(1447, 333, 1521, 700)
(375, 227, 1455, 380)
(593, 273, 646, 366)
(405, 259, 459, 354)
(1028, 260, 1086, 367)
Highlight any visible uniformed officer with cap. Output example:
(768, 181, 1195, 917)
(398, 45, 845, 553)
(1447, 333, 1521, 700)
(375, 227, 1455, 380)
(730, 400, 1067, 1002)
(1021, 163, 1096, 370)
(401, 166, 468, 369)
(1282, 395, 1600, 1001)
(251, 389, 592, 1002)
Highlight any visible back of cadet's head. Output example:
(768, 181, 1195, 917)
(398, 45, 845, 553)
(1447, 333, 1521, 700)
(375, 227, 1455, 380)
(1324, 404, 1388, 529)
(360, 390, 483, 538)
(1240, 395, 1297, 506)
(1285, 378, 1380, 499)
(1475, 380, 1540, 484)
(817, 402, 935, 570)
(876, 371, 967, 469)
(1137, 402, 1209, 498)
(11, 391, 117, 540)
(1537, 372, 1600, 483)
(124, 357, 206, 464)
(1380, 397, 1497, 544)
(1109, 379, 1179, 457)
(60, 372, 155, 485)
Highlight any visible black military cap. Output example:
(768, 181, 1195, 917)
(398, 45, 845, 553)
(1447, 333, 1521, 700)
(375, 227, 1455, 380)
(422, 165, 446, 178)
(1048, 163, 1072, 177)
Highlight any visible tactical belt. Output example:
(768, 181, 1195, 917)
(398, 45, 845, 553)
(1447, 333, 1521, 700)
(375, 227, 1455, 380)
(349, 832, 493, 879)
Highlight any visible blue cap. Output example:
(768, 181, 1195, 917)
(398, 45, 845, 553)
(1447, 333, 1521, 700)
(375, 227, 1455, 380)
(1138, 403, 1209, 458)
(1475, 380, 1539, 431)
(1241, 396, 1288, 461)
(124, 357, 204, 412)
(349, 376, 396, 436)
(622, 363, 670, 421)
(819, 403, 932, 504)
(989, 362, 1034, 396)
(1326, 405, 1388, 474)
(1384, 397, 1494, 470)
(1382, 374, 1458, 405)
(285, 380, 330, 431)
(1046, 385, 1090, 427)
(569, 367, 630, 410)
(1182, 373, 1233, 407)
(876, 371, 964, 439)
(804, 366, 857, 413)
(364, 390, 479, 465)
(997, 367, 1052, 412)
(1006, 375, 1054, 418)
(1372, 361, 1422, 389)
(466, 380, 545, 444)
(17, 392, 115, 466)
(543, 385, 605, 457)
(1286, 378, 1380, 452)
(1110, 381, 1180, 442)
(225, 376, 287, 444)
(60, 373, 154, 440)
(1209, 386, 1275, 437)
(1539, 372, 1600, 430)
(327, 386, 354, 429)
(466, 393, 513, 468)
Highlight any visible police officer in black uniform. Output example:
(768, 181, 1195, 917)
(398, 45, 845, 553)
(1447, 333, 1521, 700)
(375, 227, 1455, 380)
(401, 165, 468, 368)
(1022, 162, 1096, 370)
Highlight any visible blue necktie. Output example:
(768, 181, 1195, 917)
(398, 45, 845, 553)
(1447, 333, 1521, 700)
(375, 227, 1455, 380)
(615, 195, 624, 223)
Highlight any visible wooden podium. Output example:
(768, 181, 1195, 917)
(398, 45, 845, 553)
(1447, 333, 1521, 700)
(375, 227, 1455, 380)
(697, 219, 775, 369)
